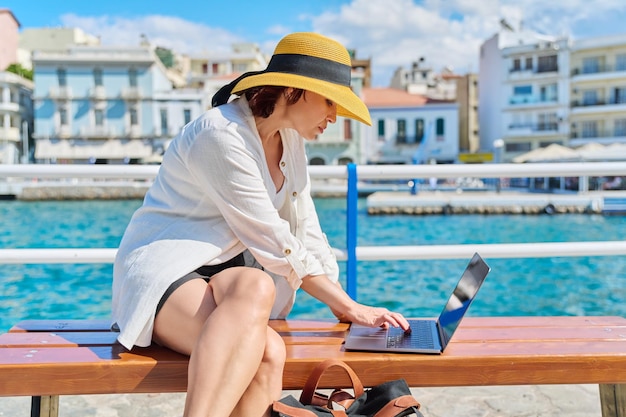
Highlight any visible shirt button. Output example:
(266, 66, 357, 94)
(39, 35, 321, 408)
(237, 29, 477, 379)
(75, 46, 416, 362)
(280, 161, 286, 167)
(292, 192, 297, 197)
(284, 248, 292, 255)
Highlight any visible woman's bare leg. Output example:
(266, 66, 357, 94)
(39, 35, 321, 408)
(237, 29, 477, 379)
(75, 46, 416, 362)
(153, 267, 281, 417)
(230, 326, 285, 416)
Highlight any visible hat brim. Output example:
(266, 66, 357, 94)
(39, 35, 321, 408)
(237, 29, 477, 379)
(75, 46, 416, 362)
(231, 73, 372, 126)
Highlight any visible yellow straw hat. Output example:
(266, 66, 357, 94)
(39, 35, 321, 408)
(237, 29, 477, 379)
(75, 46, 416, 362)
(211, 32, 371, 126)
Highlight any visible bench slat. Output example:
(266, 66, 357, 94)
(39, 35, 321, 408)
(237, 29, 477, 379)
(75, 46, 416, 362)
(11, 316, 626, 333)
(9, 319, 113, 332)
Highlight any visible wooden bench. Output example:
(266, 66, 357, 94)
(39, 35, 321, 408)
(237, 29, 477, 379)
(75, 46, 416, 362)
(1, 316, 626, 417)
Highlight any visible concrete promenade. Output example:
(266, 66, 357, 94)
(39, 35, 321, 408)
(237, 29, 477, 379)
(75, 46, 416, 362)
(367, 190, 626, 215)
(0, 384, 602, 416)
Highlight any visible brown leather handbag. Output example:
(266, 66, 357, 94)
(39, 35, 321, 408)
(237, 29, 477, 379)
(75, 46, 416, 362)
(272, 359, 424, 417)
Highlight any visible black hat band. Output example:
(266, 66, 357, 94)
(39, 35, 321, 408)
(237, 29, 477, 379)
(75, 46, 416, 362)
(212, 53, 351, 107)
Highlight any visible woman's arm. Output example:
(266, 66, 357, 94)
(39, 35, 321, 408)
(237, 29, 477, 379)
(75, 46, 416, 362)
(299, 274, 410, 330)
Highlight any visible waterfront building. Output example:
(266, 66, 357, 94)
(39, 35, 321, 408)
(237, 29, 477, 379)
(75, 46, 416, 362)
(0, 71, 33, 163)
(456, 73, 482, 156)
(0, 9, 20, 72)
(32, 45, 205, 164)
(362, 87, 459, 165)
(390, 57, 460, 100)
(479, 28, 571, 162)
(185, 42, 268, 97)
(569, 34, 626, 147)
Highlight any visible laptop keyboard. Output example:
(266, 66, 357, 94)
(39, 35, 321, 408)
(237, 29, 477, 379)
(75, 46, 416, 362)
(386, 320, 434, 349)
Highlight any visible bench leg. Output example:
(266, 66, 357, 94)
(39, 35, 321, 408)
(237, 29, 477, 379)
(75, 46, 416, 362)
(599, 384, 626, 417)
(31, 395, 59, 417)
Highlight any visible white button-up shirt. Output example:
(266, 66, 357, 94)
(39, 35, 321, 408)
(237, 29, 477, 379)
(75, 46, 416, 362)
(112, 97, 339, 349)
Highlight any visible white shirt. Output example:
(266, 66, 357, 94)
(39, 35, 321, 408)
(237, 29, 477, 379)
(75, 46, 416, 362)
(112, 97, 339, 349)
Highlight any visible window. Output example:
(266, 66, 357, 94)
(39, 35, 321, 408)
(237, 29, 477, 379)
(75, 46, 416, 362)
(436, 118, 445, 141)
(582, 57, 600, 74)
(160, 108, 168, 135)
(201, 63, 208, 74)
(540, 84, 558, 102)
(57, 68, 67, 87)
(415, 118, 424, 143)
(582, 90, 598, 105)
(343, 119, 352, 140)
(511, 85, 532, 104)
(129, 68, 138, 87)
(183, 109, 192, 125)
(505, 142, 531, 152)
(581, 121, 598, 138)
(377, 119, 385, 141)
(538, 113, 557, 131)
(525, 57, 533, 70)
(59, 105, 68, 126)
(95, 109, 104, 126)
(614, 87, 626, 104)
(617, 54, 626, 71)
(537, 55, 558, 73)
(396, 119, 406, 144)
(512, 58, 521, 72)
(130, 105, 138, 126)
(94, 68, 103, 86)
(614, 119, 626, 136)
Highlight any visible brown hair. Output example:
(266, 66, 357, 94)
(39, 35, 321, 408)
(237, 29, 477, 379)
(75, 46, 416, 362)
(245, 87, 305, 118)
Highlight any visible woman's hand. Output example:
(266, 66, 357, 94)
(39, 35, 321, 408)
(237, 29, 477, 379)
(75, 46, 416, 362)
(333, 304, 410, 331)
(301, 275, 410, 332)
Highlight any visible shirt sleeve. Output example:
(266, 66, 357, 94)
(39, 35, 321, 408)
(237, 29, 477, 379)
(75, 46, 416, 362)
(295, 177, 340, 283)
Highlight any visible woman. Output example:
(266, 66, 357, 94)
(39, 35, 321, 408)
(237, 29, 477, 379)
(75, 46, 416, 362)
(112, 32, 409, 417)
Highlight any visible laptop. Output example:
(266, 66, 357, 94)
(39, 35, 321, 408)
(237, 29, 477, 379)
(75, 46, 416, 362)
(344, 252, 490, 354)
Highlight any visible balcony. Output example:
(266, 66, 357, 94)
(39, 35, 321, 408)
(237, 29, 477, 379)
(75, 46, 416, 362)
(506, 123, 560, 137)
(56, 125, 72, 139)
(507, 95, 559, 108)
(79, 125, 117, 138)
(0, 102, 20, 112)
(120, 87, 142, 100)
(89, 86, 106, 100)
(48, 87, 73, 100)
(570, 129, 626, 141)
(570, 99, 626, 115)
(0, 127, 20, 142)
(127, 125, 142, 138)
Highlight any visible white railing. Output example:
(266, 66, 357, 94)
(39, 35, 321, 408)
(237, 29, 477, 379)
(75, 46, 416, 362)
(1, 162, 625, 266)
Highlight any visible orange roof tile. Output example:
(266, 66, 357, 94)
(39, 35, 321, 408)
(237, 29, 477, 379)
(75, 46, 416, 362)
(362, 87, 428, 108)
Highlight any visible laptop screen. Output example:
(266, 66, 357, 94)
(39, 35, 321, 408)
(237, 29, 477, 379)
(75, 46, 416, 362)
(437, 253, 490, 345)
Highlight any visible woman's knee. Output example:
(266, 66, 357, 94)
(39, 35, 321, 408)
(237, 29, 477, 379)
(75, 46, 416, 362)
(212, 267, 276, 312)
(264, 328, 286, 366)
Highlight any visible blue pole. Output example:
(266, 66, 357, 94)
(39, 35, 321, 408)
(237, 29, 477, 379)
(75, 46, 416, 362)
(346, 163, 357, 300)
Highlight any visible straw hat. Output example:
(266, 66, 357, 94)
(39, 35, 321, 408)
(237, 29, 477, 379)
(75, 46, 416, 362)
(212, 32, 371, 126)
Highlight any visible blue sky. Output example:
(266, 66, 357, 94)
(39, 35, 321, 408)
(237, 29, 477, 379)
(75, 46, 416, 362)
(4, 0, 626, 86)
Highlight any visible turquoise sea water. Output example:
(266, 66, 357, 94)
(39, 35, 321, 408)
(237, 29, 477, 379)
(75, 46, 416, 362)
(1, 198, 625, 333)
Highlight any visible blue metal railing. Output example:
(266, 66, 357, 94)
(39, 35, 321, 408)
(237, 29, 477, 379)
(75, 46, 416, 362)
(346, 163, 358, 299)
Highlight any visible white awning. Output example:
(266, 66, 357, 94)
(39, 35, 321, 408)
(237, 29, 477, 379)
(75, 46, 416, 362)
(35, 139, 153, 160)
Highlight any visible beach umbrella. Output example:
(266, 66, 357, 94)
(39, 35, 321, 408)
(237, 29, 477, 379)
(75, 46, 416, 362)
(577, 142, 626, 161)
(512, 143, 580, 163)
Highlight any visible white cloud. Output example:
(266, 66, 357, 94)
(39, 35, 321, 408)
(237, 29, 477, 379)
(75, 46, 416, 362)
(60, 13, 242, 56)
(57, 0, 626, 86)
(311, 0, 500, 85)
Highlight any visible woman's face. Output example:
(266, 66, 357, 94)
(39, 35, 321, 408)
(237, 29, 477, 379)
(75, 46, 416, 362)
(286, 90, 337, 140)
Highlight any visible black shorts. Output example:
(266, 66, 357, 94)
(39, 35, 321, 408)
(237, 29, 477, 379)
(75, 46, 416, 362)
(155, 252, 245, 315)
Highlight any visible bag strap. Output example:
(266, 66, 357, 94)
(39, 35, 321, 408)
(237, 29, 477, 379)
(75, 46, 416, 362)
(373, 394, 422, 417)
(300, 359, 365, 406)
